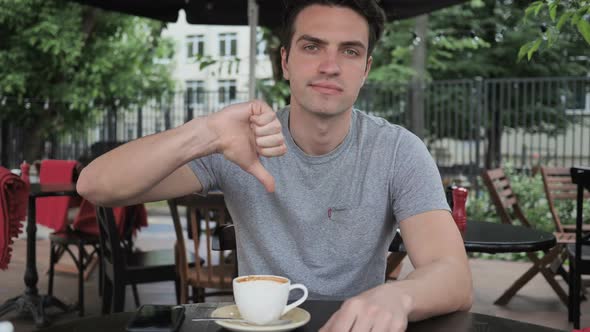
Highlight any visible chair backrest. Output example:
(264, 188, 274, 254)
(167, 193, 234, 290)
(36, 159, 82, 231)
(541, 166, 590, 233)
(571, 167, 590, 246)
(570, 166, 590, 329)
(96, 206, 127, 286)
(481, 168, 531, 228)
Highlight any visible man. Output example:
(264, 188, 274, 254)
(77, 0, 472, 330)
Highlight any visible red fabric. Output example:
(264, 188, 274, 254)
(72, 198, 147, 237)
(573, 328, 590, 332)
(0, 167, 28, 270)
(36, 160, 79, 231)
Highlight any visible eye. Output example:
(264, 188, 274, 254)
(344, 48, 360, 56)
(303, 44, 319, 52)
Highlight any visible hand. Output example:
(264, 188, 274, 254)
(320, 284, 412, 332)
(207, 100, 286, 192)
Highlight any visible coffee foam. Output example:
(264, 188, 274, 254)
(236, 276, 288, 284)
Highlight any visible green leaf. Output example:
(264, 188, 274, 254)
(576, 19, 590, 45)
(549, 2, 558, 21)
(534, 2, 545, 16)
(517, 42, 531, 62)
(527, 39, 543, 60)
(556, 11, 572, 30)
(571, 11, 581, 25)
(525, 1, 543, 19)
(199, 60, 216, 70)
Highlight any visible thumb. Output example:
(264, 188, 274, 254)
(246, 159, 276, 193)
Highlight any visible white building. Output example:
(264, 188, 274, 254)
(162, 11, 274, 111)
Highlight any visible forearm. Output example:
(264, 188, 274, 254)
(386, 256, 473, 321)
(77, 117, 218, 206)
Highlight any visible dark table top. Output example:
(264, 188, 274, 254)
(36, 301, 566, 332)
(391, 220, 556, 254)
(28, 182, 77, 198)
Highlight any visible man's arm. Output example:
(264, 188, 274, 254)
(320, 210, 472, 332)
(392, 210, 472, 319)
(76, 122, 209, 207)
(77, 101, 286, 207)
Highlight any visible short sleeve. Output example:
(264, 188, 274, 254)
(390, 130, 450, 223)
(188, 154, 225, 194)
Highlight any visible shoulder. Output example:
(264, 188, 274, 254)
(352, 109, 415, 144)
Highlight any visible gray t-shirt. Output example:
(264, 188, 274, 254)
(189, 107, 449, 300)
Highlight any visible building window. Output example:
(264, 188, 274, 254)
(186, 35, 205, 60)
(218, 80, 237, 104)
(219, 33, 237, 57)
(186, 80, 205, 106)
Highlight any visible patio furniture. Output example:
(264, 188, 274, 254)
(167, 193, 235, 304)
(0, 166, 27, 270)
(96, 206, 183, 313)
(569, 166, 590, 329)
(0, 183, 76, 327)
(540, 166, 590, 234)
(481, 168, 569, 306)
(38, 160, 100, 317)
(390, 220, 556, 254)
(38, 301, 568, 332)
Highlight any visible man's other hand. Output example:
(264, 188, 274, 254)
(320, 284, 412, 332)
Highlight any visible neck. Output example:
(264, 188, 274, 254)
(288, 105, 352, 156)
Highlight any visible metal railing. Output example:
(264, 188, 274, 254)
(1, 76, 589, 186)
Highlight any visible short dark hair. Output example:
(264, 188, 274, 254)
(281, 0, 386, 59)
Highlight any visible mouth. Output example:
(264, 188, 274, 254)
(309, 82, 343, 95)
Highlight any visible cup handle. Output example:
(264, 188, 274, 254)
(281, 284, 308, 316)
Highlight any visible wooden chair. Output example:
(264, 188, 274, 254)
(481, 168, 570, 306)
(540, 166, 590, 234)
(568, 166, 590, 328)
(96, 205, 188, 313)
(167, 193, 235, 304)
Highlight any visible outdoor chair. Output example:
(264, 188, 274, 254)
(540, 166, 590, 234)
(37, 159, 101, 317)
(568, 166, 590, 329)
(96, 205, 186, 313)
(482, 168, 569, 306)
(167, 194, 235, 304)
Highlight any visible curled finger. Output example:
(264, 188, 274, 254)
(257, 145, 287, 157)
(256, 133, 285, 148)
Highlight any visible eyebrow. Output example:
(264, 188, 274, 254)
(295, 34, 367, 51)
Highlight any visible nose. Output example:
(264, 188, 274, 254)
(318, 51, 341, 76)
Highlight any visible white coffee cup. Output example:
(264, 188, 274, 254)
(233, 275, 308, 325)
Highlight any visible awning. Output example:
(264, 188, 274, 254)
(72, 0, 467, 27)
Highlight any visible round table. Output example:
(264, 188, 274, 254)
(390, 220, 557, 254)
(37, 301, 566, 332)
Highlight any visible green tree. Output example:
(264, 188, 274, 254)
(370, 0, 588, 80)
(0, 0, 175, 162)
(367, 0, 590, 168)
(519, 0, 590, 60)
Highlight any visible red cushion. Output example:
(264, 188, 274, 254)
(0, 167, 28, 269)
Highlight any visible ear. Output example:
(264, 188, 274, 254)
(281, 47, 290, 80)
(362, 55, 373, 84)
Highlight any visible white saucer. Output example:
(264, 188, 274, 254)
(210, 304, 311, 332)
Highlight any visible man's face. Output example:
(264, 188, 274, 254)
(281, 5, 372, 117)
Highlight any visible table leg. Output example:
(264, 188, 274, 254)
(0, 195, 71, 327)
